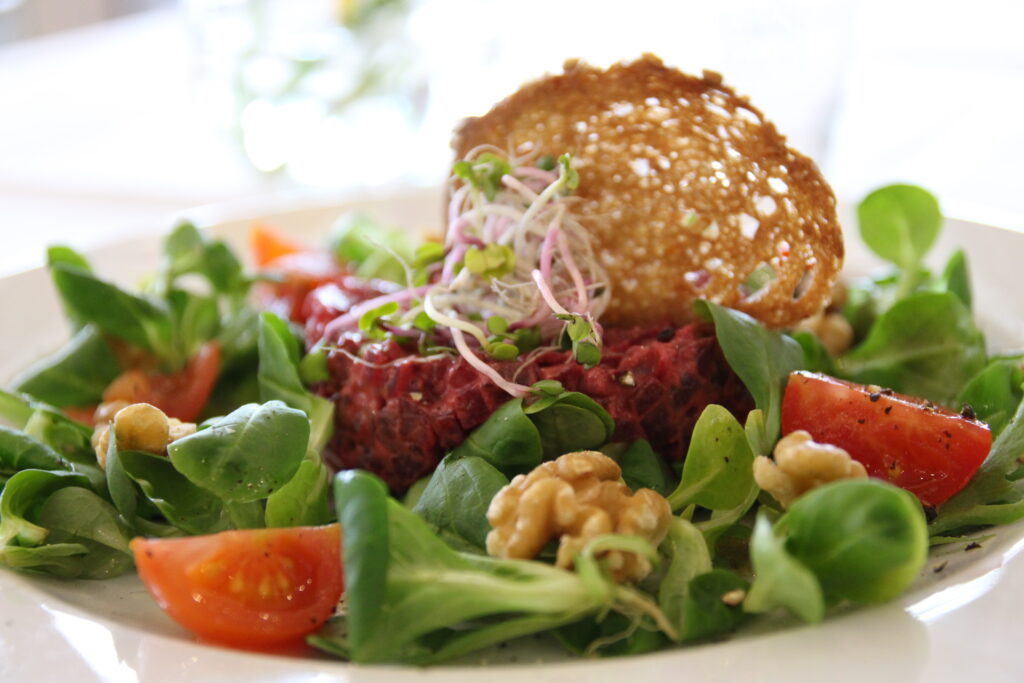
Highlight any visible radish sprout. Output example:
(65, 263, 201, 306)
(326, 150, 611, 396)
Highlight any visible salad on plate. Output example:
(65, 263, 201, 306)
(1, 56, 1022, 666)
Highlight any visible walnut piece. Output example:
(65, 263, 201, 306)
(485, 451, 672, 582)
(91, 402, 196, 469)
(753, 430, 867, 508)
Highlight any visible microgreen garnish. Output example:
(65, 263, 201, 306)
(558, 153, 580, 193)
(358, 301, 399, 340)
(486, 341, 520, 361)
(464, 244, 516, 280)
(453, 152, 512, 202)
(320, 150, 609, 397)
(557, 313, 603, 367)
(486, 315, 510, 336)
(413, 242, 445, 268)
(412, 310, 437, 334)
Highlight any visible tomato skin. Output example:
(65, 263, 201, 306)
(131, 524, 342, 648)
(250, 221, 307, 267)
(103, 342, 220, 422)
(781, 371, 991, 507)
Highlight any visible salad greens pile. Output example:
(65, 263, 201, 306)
(0, 182, 1021, 664)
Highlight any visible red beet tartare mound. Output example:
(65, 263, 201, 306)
(287, 276, 752, 492)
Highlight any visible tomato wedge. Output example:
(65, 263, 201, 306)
(250, 221, 307, 267)
(781, 371, 991, 507)
(103, 342, 220, 422)
(131, 524, 342, 648)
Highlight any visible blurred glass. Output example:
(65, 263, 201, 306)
(182, 0, 429, 186)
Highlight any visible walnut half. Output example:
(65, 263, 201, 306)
(753, 430, 867, 508)
(485, 451, 672, 582)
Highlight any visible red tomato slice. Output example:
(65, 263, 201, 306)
(781, 371, 992, 507)
(103, 342, 220, 422)
(131, 524, 342, 648)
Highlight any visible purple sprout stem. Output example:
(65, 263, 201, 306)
(539, 223, 559, 283)
(448, 214, 485, 248)
(324, 285, 432, 341)
(501, 174, 540, 202)
(556, 228, 589, 313)
(493, 215, 512, 241)
(447, 184, 470, 230)
(514, 166, 558, 184)
(450, 327, 530, 398)
(441, 243, 469, 284)
(532, 268, 571, 317)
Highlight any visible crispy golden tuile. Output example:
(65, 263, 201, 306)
(453, 55, 843, 328)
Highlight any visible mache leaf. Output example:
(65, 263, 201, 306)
(668, 405, 755, 511)
(839, 291, 986, 406)
(695, 300, 802, 443)
(858, 184, 941, 272)
(49, 263, 176, 363)
(956, 358, 1024, 438)
(265, 451, 332, 528)
(169, 401, 308, 503)
(412, 453, 508, 551)
(743, 513, 825, 623)
(13, 325, 121, 407)
(118, 449, 230, 535)
(450, 399, 543, 475)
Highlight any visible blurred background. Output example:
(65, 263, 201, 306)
(1, 0, 1021, 275)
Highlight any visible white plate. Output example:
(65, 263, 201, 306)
(2, 191, 1023, 683)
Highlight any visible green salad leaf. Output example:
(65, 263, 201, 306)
(330, 211, 416, 283)
(0, 426, 69, 477)
(695, 301, 803, 443)
(930, 398, 1024, 534)
(320, 469, 672, 664)
(412, 453, 508, 551)
(677, 570, 751, 642)
(858, 184, 941, 280)
(955, 357, 1024, 438)
(939, 248, 972, 309)
(257, 312, 334, 451)
(778, 479, 927, 604)
(46, 246, 95, 331)
(744, 512, 825, 622)
(264, 450, 332, 528)
(12, 325, 121, 408)
(838, 291, 986, 406)
(525, 389, 614, 460)
(168, 401, 308, 503)
(0, 469, 93, 547)
(118, 449, 230, 535)
(49, 262, 176, 364)
(160, 223, 249, 300)
(449, 398, 542, 475)
(554, 612, 667, 657)
(604, 439, 676, 497)
(746, 479, 927, 621)
(657, 517, 712, 634)
(668, 405, 755, 512)
(35, 486, 135, 578)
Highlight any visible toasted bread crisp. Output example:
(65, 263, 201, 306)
(453, 55, 843, 328)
